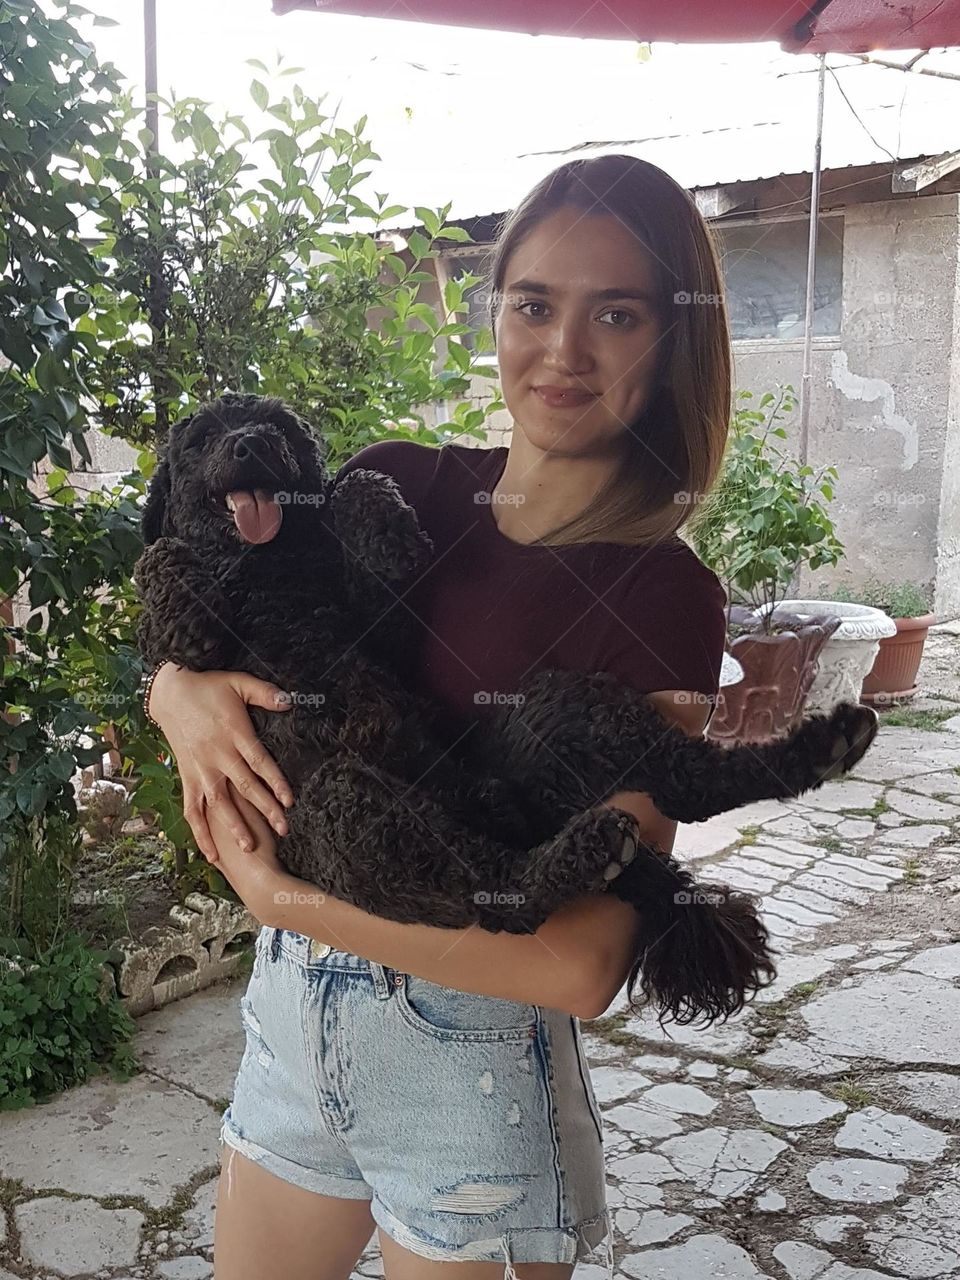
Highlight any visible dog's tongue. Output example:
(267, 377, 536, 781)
(228, 489, 282, 544)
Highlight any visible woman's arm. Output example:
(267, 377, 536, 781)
(209, 794, 605, 1019)
(209, 687, 710, 1021)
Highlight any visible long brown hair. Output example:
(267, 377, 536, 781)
(484, 154, 731, 547)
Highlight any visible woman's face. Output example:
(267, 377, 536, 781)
(494, 206, 665, 459)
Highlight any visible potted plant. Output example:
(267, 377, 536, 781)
(691, 386, 845, 744)
(753, 594, 896, 716)
(829, 577, 936, 704)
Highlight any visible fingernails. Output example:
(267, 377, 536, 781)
(240, 839, 253, 852)
(280, 792, 294, 808)
(274, 820, 288, 837)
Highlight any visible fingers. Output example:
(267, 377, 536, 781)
(236, 673, 293, 714)
(236, 736, 293, 811)
(195, 773, 257, 852)
(224, 752, 289, 836)
(183, 791, 220, 863)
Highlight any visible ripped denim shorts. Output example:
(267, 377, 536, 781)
(219, 926, 614, 1275)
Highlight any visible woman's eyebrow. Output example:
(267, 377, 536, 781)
(507, 278, 655, 304)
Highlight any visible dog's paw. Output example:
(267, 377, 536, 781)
(815, 702, 879, 781)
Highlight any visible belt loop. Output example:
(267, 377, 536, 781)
(370, 961, 393, 999)
(269, 927, 282, 962)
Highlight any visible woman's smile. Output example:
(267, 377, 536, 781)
(533, 386, 599, 409)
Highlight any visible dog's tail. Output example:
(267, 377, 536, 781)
(607, 846, 778, 1029)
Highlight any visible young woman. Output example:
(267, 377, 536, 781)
(146, 154, 731, 1280)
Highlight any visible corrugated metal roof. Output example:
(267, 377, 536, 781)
(329, 45, 960, 232)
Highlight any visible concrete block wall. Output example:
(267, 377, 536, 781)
(732, 192, 960, 617)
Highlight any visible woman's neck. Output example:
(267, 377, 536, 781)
(490, 428, 625, 545)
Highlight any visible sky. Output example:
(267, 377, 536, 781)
(79, 1, 820, 220)
(76, 3, 958, 229)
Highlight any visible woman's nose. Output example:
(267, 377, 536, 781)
(542, 320, 594, 374)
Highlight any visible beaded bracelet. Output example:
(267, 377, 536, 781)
(142, 660, 169, 730)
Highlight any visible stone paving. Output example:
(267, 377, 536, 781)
(1, 638, 959, 1278)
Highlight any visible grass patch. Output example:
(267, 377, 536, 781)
(0, 1177, 23, 1210)
(585, 1011, 649, 1053)
(738, 825, 760, 848)
(879, 707, 956, 731)
(839, 795, 890, 821)
(902, 856, 922, 885)
(787, 980, 820, 999)
(757, 1121, 788, 1137)
(829, 1079, 875, 1109)
(725, 1055, 759, 1072)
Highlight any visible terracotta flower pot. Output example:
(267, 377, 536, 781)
(707, 614, 841, 746)
(860, 613, 937, 705)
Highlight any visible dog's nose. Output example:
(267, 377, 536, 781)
(233, 433, 267, 462)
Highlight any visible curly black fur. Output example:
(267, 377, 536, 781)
(135, 395, 881, 1027)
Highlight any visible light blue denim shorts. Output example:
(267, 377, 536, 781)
(219, 926, 614, 1273)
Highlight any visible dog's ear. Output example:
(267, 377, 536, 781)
(141, 453, 171, 544)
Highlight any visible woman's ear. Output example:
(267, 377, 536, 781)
(141, 455, 171, 544)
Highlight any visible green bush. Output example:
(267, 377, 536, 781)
(79, 60, 499, 461)
(692, 385, 844, 628)
(2, 1, 504, 956)
(0, 0, 143, 951)
(0, 932, 138, 1110)
(828, 576, 933, 619)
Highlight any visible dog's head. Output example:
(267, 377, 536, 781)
(142, 395, 329, 549)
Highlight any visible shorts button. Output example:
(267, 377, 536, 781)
(394, 974, 404, 986)
(309, 941, 332, 961)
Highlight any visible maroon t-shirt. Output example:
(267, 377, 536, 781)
(335, 440, 727, 734)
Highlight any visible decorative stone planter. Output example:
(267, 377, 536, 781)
(757, 600, 897, 714)
(98, 892, 259, 1016)
(861, 612, 938, 705)
(708, 613, 841, 745)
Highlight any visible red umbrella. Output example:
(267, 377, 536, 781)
(272, 0, 960, 54)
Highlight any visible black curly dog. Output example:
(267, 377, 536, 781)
(135, 395, 879, 1026)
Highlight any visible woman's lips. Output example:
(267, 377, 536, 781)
(534, 387, 597, 409)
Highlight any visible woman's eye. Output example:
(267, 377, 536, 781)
(600, 309, 636, 327)
(514, 301, 637, 328)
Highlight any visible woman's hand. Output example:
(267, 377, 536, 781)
(207, 786, 292, 925)
(148, 663, 295, 861)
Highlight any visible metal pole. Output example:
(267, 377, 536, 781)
(799, 52, 826, 464)
(144, 0, 159, 176)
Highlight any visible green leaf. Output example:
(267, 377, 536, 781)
(250, 80, 269, 111)
(47, 752, 76, 782)
(35, 350, 62, 392)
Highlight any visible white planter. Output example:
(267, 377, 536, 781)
(756, 599, 897, 713)
(719, 651, 745, 687)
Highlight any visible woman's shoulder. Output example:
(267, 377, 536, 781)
(606, 533, 725, 601)
(597, 535, 728, 698)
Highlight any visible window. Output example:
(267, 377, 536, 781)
(715, 216, 843, 340)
